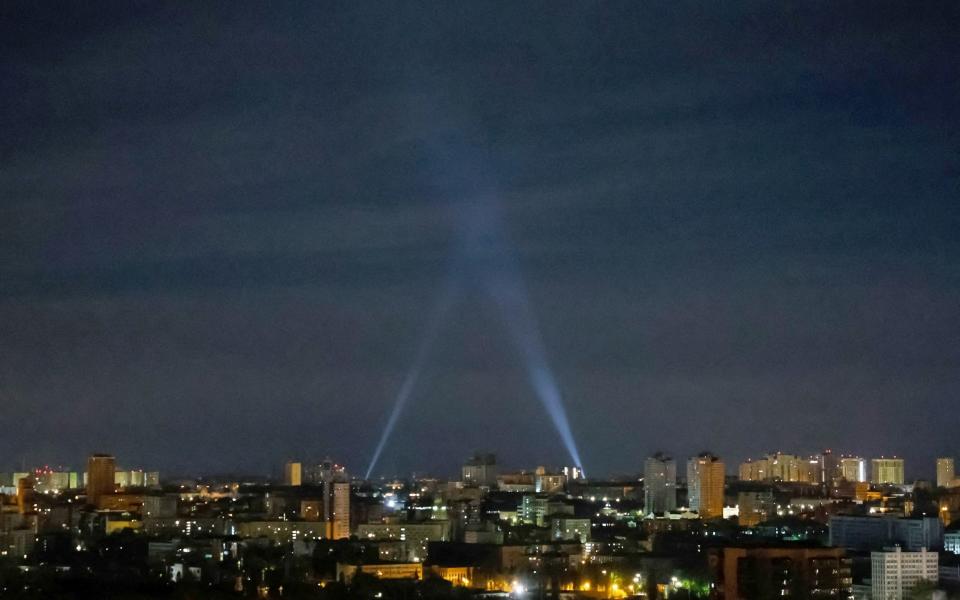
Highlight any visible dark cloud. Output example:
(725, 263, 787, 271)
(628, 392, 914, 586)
(1, 1, 958, 477)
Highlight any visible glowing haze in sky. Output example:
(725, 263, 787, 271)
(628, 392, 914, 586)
(2, 3, 958, 477)
(473, 197, 588, 476)
(364, 126, 587, 478)
(363, 277, 459, 480)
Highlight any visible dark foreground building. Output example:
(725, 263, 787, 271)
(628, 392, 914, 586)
(708, 545, 852, 599)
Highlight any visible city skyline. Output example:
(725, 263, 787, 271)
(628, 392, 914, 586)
(3, 450, 956, 484)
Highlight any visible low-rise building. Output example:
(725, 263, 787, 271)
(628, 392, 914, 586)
(829, 515, 943, 551)
(357, 521, 451, 562)
(550, 517, 591, 542)
(338, 562, 423, 582)
(234, 520, 327, 542)
(945, 530, 960, 555)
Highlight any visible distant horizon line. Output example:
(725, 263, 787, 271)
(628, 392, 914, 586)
(1, 449, 951, 483)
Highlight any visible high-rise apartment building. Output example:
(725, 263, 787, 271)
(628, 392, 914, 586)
(644, 452, 677, 514)
(86, 454, 116, 506)
(839, 456, 868, 483)
(738, 452, 820, 483)
(688, 452, 724, 519)
(937, 457, 956, 488)
(871, 547, 937, 600)
(329, 481, 350, 539)
(284, 461, 302, 487)
(820, 449, 839, 484)
(462, 453, 497, 487)
(16, 476, 34, 514)
(871, 457, 905, 485)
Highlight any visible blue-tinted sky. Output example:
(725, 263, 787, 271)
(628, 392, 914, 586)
(1, 2, 958, 478)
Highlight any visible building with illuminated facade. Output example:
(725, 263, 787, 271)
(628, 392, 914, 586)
(533, 467, 566, 493)
(357, 521, 451, 562)
(33, 469, 78, 493)
(871, 457, 905, 485)
(738, 452, 820, 483)
(329, 481, 351, 539)
(284, 461, 302, 486)
(938, 457, 956, 488)
(86, 454, 116, 506)
(235, 520, 327, 543)
(839, 456, 868, 482)
(113, 469, 159, 488)
(687, 452, 724, 519)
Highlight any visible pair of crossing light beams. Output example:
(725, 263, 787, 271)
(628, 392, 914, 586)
(364, 224, 586, 480)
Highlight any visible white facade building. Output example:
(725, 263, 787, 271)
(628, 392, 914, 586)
(871, 547, 937, 600)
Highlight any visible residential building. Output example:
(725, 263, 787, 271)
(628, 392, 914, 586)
(644, 452, 677, 515)
(519, 495, 548, 526)
(330, 481, 350, 539)
(550, 516, 591, 542)
(938, 458, 956, 488)
(738, 452, 820, 484)
(86, 454, 116, 507)
(871, 457, 905, 485)
(829, 516, 943, 551)
(356, 521, 450, 562)
(284, 461, 302, 487)
(462, 453, 497, 487)
(840, 457, 868, 483)
(945, 531, 960, 555)
(738, 490, 775, 527)
(688, 452, 724, 519)
(709, 545, 851, 599)
(871, 547, 937, 600)
(534, 467, 566, 494)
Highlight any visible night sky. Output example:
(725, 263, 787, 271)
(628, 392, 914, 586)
(2, 2, 958, 478)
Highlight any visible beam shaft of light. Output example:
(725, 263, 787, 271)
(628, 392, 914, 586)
(363, 279, 459, 480)
(486, 271, 586, 475)
(464, 193, 586, 475)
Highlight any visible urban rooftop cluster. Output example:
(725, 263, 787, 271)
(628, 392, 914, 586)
(1, 450, 959, 599)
